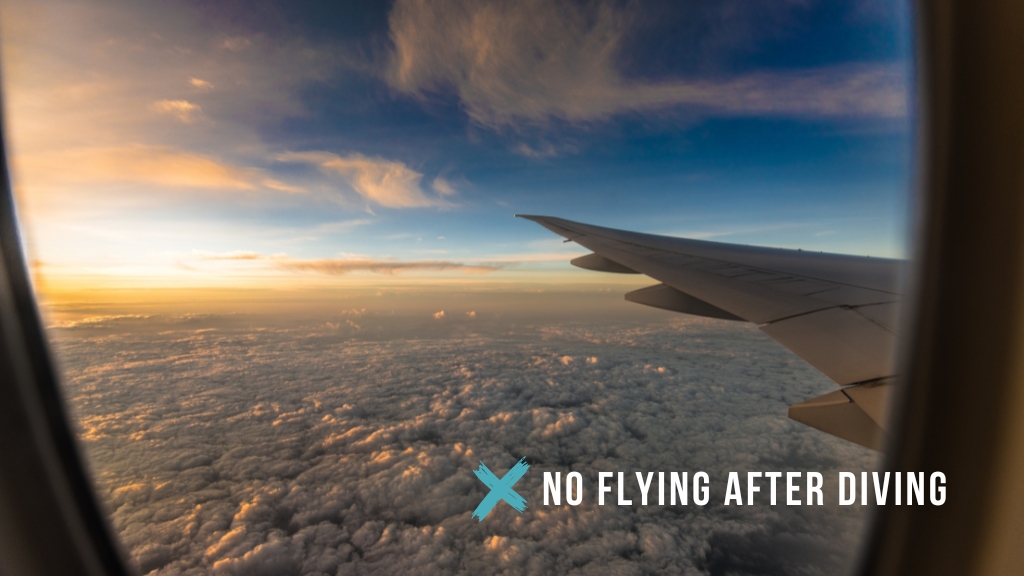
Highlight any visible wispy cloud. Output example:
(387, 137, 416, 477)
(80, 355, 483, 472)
(193, 250, 282, 261)
(191, 250, 501, 275)
(261, 178, 306, 194)
(220, 36, 252, 52)
(279, 258, 498, 275)
(430, 176, 457, 197)
(479, 251, 588, 264)
(150, 99, 201, 123)
(387, 0, 907, 127)
(277, 151, 453, 208)
(310, 219, 373, 233)
(2, 0, 336, 209)
(514, 143, 561, 159)
(15, 143, 327, 197)
(20, 145, 257, 190)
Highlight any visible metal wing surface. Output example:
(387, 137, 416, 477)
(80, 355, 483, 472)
(518, 215, 905, 450)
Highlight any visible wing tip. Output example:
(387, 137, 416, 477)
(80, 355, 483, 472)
(516, 214, 580, 239)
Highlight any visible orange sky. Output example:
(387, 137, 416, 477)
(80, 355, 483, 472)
(3, 0, 911, 303)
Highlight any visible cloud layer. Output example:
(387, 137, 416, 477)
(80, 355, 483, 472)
(387, 0, 907, 127)
(54, 308, 878, 575)
(277, 259, 497, 275)
(191, 251, 500, 275)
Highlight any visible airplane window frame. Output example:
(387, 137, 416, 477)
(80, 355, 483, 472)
(2, 1, 1024, 575)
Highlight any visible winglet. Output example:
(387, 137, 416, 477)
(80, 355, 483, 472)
(515, 214, 582, 240)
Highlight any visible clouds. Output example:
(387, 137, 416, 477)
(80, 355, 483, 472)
(430, 177, 457, 198)
(151, 100, 202, 123)
(278, 152, 454, 208)
(221, 37, 253, 52)
(0, 0, 473, 215)
(53, 306, 878, 575)
(20, 145, 259, 191)
(190, 250, 501, 276)
(1, 0, 341, 210)
(193, 251, 272, 261)
(386, 0, 907, 127)
(277, 258, 498, 275)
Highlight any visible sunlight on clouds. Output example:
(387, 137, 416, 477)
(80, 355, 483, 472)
(277, 151, 453, 208)
(0, 0, 339, 286)
(481, 251, 588, 264)
(0, 0, 334, 196)
(387, 0, 907, 127)
(47, 310, 875, 573)
(261, 178, 307, 194)
(192, 250, 281, 261)
(150, 99, 201, 123)
(431, 177, 457, 196)
(19, 145, 256, 190)
(278, 258, 499, 275)
(190, 250, 501, 275)
(0, 0, 911, 294)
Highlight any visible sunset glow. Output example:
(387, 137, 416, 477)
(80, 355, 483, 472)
(2, 0, 911, 303)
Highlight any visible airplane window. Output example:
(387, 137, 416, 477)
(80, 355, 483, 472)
(0, 0, 913, 574)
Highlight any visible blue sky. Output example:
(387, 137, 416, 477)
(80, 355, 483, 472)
(1, 0, 913, 290)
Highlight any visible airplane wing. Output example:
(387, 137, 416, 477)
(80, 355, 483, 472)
(518, 214, 905, 450)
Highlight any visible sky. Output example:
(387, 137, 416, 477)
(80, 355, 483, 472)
(0, 0, 913, 298)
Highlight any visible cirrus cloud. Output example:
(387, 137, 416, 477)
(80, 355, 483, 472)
(279, 258, 499, 275)
(277, 151, 454, 208)
(386, 0, 908, 127)
(150, 99, 201, 123)
(192, 250, 501, 275)
(20, 144, 257, 191)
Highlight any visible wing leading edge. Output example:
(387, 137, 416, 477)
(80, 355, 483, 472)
(519, 214, 905, 450)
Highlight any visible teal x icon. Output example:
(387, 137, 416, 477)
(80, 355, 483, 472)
(471, 458, 530, 521)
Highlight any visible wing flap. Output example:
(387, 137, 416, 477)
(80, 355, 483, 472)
(843, 379, 893, 427)
(809, 285, 901, 307)
(760, 307, 897, 385)
(570, 253, 639, 274)
(788, 389, 886, 450)
(625, 284, 745, 321)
